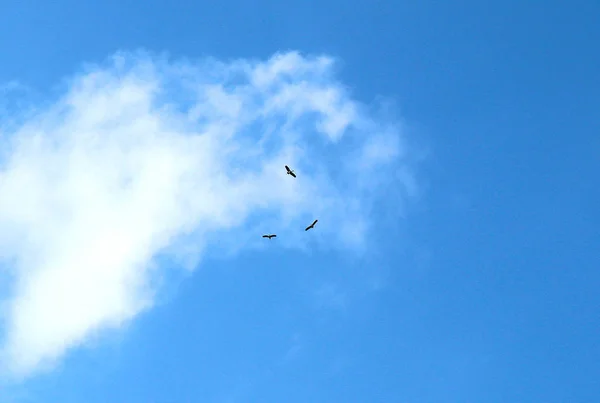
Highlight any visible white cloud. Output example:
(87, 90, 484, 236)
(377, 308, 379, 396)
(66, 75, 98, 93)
(0, 50, 414, 379)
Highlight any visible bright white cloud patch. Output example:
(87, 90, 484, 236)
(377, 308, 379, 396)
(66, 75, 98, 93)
(0, 50, 413, 379)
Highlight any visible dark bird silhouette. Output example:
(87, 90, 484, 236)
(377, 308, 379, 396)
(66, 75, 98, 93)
(262, 234, 277, 239)
(285, 165, 297, 178)
(304, 219, 318, 231)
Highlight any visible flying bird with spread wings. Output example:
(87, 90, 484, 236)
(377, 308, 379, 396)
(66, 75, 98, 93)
(305, 219, 318, 231)
(262, 234, 277, 239)
(285, 165, 296, 178)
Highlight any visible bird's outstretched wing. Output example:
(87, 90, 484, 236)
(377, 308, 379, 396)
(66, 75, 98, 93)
(305, 220, 318, 231)
(262, 235, 269, 238)
(290, 171, 296, 178)
(285, 165, 291, 173)
(271, 234, 277, 238)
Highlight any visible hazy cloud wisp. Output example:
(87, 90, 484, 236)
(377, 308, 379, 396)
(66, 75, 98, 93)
(0, 50, 413, 379)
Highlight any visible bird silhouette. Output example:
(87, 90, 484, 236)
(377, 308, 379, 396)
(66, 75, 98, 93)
(262, 234, 277, 239)
(304, 219, 318, 231)
(285, 165, 297, 178)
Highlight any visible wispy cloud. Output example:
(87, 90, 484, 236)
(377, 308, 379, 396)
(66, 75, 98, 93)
(0, 50, 415, 379)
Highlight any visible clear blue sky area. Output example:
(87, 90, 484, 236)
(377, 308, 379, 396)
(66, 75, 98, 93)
(0, 1, 598, 402)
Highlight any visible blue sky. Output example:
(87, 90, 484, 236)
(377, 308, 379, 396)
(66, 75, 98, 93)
(0, 0, 599, 402)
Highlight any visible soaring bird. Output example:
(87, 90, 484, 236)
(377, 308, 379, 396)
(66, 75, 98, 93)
(305, 219, 318, 231)
(285, 165, 297, 178)
(262, 234, 277, 239)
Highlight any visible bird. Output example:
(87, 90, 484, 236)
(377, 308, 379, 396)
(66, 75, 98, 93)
(304, 219, 318, 231)
(285, 165, 297, 178)
(262, 234, 277, 239)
